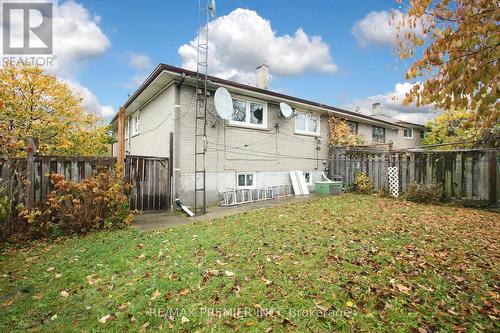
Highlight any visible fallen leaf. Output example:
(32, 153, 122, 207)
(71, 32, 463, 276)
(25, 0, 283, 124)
(181, 316, 190, 324)
(150, 289, 161, 301)
(60, 290, 69, 298)
(179, 289, 190, 296)
(225, 270, 235, 277)
(47, 267, 55, 272)
(139, 322, 149, 332)
(313, 300, 330, 312)
(99, 314, 112, 324)
(346, 300, 354, 307)
(50, 314, 58, 321)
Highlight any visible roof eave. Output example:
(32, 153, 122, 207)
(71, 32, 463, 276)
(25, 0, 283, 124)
(111, 64, 410, 129)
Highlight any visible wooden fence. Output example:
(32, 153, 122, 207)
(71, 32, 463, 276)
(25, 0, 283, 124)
(0, 155, 170, 211)
(330, 147, 499, 206)
(124, 155, 170, 211)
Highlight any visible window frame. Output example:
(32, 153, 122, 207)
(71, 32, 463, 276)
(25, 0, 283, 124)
(403, 127, 413, 139)
(347, 120, 358, 134)
(372, 126, 385, 143)
(304, 172, 312, 186)
(131, 112, 140, 136)
(295, 111, 320, 136)
(125, 117, 130, 140)
(229, 97, 267, 129)
(237, 173, 256, 189)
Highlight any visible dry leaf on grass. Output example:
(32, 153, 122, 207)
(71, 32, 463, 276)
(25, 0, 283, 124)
(150, 289, 161, 301)
(99, 314, 113, 324)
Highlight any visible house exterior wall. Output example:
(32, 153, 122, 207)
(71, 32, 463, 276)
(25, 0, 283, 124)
(112, 86, 176, 158)
(175, 85, 329, 205)
(112, 82, 423, 206)
(355, 123, 422, 148)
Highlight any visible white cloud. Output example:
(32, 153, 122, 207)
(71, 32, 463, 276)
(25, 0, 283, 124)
(51, 1, 111, 75)
(129, 53, 152, 71)
(178, 8, 337, 85)
(66, 80, 114, 118)
(343, 82, 441, 124)
(124, 53, 152, 89)
(352, 10, 427, 47)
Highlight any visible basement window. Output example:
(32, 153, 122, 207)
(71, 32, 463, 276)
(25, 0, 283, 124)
(403, 128, 413, 139)
(237, 173, 255, 188)
(304, 172, 312, 185)
(372, 126, 385, 143)
(230, 98, 267, 129)
(295, 112, 320, 136)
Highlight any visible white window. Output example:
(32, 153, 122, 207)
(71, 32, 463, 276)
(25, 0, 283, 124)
(125, 118, 129, 139)
(131, 112, 140, 136)
(403, 128, 413, 139)
(230, 98, 267, 129)
(304, 172, 312, 185)
(372, 126, 385, 143)
(237, 173, 255, 188)
(295, 112, 320, 136)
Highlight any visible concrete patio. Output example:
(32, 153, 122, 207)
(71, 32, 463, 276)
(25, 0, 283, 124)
(132, 195, 315, 232)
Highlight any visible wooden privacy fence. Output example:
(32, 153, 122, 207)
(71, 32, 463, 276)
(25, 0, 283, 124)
(124, 155, 170, 211)
(0, 156, 116, 208)
(0, 155, 171, 211)
(330, 148, 499, 206)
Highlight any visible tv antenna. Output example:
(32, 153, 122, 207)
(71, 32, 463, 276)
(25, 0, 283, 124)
(193, 0, 215, 215)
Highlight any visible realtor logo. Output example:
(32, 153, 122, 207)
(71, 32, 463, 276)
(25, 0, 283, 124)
(2, 0, 53, 55)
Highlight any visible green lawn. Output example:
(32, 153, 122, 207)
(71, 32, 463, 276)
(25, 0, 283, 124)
(1, 194, 499, 332)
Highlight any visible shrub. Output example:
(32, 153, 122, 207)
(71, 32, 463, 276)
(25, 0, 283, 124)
(378, 186, 391, 198)
(46, 171, 133, 234)
(6, 170, 134, 240)
(354, 172, 373, 194)
(0, 187, 9, 224)
(405, 182, 444, 204)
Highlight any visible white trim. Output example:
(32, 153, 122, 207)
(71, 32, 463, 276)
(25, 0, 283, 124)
(403, 128, 414, 139)
(228, 96, 267, 129)
(237, 172, 256, 189)
(131, 112, 140, 136)
(295, 111, 320, 136)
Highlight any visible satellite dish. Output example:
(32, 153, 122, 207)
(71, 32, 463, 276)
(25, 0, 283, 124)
(209, 0, 216, 17)
(214, 87, 233, 120)
(279, 102, 294, 118)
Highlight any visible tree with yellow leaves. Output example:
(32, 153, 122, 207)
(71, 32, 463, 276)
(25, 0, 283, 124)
(394, 0, 499, 139)
(0, 66, 111, 157)
(328, 116, 364, 146)
(423, 108, 499, 148)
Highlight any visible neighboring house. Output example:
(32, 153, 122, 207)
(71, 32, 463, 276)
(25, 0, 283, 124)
(110, 64, 425, 205)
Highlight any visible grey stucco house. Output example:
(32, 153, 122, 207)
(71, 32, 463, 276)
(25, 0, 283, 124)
(111, 64, 425, 205)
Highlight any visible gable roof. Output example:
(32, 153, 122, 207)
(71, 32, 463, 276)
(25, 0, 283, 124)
(113, 64, 418, 129)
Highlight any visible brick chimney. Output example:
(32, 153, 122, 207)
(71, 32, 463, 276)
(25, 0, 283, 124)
(372, 103, 383, 115)
(256, 64, 269, 90)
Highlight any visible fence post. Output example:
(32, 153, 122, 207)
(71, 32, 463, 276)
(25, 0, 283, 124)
(487, 151, 497, 206)
(25, 137, 37, 208)
(117, 106, 126, 175)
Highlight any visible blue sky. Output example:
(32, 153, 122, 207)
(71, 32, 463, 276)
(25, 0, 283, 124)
(42, 0, 436, 124)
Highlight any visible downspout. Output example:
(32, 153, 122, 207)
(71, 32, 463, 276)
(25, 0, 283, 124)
(173, 74, 186, 200)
